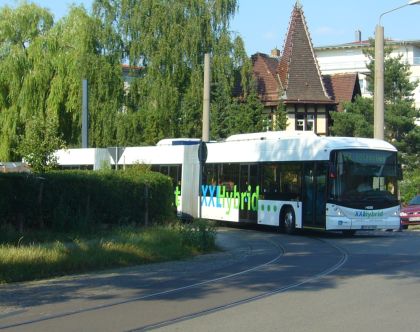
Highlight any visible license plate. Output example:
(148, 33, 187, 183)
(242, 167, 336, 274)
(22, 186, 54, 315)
(409, 217, 420, 222)
(361, 225, 377, 230)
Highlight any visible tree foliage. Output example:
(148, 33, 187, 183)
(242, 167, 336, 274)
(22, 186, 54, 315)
(331, 96, 373, 137)
(0, 3, 54, 161)
(364, 45, 418, 102)
(272, 103, 288, 131)
(18, 115, 65, 173)
(331, 41, 419, 156)
(93, 0, 263, 142)
(1, 1, 264, 165)
(0, 3, 124, 163)
(51, 7, 124, 148)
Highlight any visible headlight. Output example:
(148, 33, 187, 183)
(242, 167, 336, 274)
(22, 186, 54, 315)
(400, 212, 408, 217)
(334, 207, 344, 216)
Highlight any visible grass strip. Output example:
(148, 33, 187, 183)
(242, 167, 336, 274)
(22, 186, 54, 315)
(0, 223, 217, 284)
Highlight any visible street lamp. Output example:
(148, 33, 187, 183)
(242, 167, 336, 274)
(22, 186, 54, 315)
(374, 0, 420, 140)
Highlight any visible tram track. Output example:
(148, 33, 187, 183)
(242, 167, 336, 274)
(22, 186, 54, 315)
(0, 229, 349, 331)
(130, 232, 349, 331)
(0, 230, 285, 331)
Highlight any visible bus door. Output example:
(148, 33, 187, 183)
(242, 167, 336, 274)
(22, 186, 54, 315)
(239, 164, 258, 222)
(302, 162, 328, 228)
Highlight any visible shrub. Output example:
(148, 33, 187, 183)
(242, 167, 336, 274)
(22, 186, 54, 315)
(179, 219, 217, 252)
(0, 168, 174, 232)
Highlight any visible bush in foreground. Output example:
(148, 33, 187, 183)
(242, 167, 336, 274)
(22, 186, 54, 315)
(0, 168, 173, 232)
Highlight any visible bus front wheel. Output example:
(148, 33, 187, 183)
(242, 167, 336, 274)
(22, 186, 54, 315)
(282, 207, 296, 234)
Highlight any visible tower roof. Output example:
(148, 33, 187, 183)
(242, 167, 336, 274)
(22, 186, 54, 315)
(278, 3, 333, 104)
(251, 53, 280, 106)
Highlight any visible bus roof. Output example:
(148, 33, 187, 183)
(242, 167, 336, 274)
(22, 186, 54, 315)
(156, 138, 201, 146)
(224, 131, 317, 142)
(205, 133, 397, 163)
(55, 132, 397, 167)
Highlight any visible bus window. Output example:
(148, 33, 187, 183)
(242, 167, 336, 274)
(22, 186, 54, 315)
(219, 164, 239, 192)
(203, 164, 218, 186)
(169, 165, 181, 187)
(279, 164, 301, 200)
(329, 150, 399, 208)
(151, 165, 160, 173)
(261, 164, 280, 199)
(261, 163, 301, 200)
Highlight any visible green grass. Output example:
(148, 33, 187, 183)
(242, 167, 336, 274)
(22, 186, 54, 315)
(0, 222, 217, 284)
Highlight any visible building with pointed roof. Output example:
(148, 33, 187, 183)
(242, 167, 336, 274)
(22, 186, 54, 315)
(252, 2, 340, 135)
(279, 2, 336, 135)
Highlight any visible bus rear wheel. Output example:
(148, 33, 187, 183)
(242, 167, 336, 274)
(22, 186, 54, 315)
(282, 207, 296, 234)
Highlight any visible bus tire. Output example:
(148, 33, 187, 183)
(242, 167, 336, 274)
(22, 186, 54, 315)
(282, 207, 296, 234)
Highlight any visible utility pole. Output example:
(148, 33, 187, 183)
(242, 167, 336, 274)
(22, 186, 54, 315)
(202, 53, 210, 142)
(374, 0, 420, 140)
(82, 79, 89, 148)
(374, 25, 384, 140)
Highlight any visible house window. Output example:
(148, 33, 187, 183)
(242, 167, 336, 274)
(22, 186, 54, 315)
(307, 114, 314, 131)
(297, 114, 304, 131)
(296, 113, 315, 131)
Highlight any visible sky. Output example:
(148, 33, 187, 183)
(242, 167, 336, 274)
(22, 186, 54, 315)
(1, 0, 420, 55)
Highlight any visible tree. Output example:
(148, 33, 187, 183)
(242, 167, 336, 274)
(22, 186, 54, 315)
(332, 40, 419, 151)
(273, 104, 288, 131)
(331, 96, 373, 137)
(51, 6, 124, 148)
(1, 1, 262, 163)
(0, 3, 54, 161)
(18, 115, 65, 173)
(364, 45, 418, 103)
(211, 35, 265, 138)
(364, 43, 419, 148)
(92, 0, 256, 143)
(0, 3, 125, 162)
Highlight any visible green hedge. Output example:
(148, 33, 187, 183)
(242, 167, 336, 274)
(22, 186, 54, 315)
(0, 169, 174, 231)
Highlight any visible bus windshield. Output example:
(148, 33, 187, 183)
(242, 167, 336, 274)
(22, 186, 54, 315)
(329, 149, 399, 209)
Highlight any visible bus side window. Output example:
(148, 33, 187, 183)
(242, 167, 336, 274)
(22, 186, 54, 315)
(219, 163, 239, 192)
(261, 164, 279, 199)
(279, 165, 301, 200)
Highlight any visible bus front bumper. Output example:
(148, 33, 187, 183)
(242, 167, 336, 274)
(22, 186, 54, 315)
(326, 216, 400, 231)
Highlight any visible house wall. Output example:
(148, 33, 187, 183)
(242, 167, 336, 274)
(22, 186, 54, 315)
(317, 113, 327, 135)
(315, 43, 420, 109)
(284, 105, 328, 136)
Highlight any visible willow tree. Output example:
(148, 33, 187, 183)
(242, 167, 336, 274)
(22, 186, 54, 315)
(0, 3, 54, 160)
(48, 6, 124, 148)
(93, 0, 262, 143)
(0, 3, 125, 163)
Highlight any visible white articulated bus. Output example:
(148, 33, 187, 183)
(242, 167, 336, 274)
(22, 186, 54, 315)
(56, 131, 402, 234)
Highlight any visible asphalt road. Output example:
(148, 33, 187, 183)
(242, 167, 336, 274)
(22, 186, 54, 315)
(1, 227, 420, 332)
